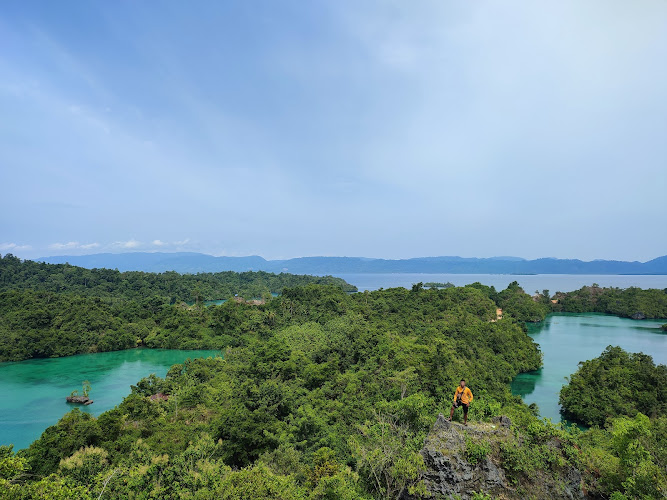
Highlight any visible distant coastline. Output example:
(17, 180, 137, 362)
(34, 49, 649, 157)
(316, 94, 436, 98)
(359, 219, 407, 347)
(34, 252, 667, 276)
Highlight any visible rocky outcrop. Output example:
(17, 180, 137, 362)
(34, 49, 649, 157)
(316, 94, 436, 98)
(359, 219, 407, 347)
(405, 414, 584, 500)
(413, 415, 510, 499)
(66, 395, 93, 405)
(490, 415, 512, 428)
(630, 312, 646, 320)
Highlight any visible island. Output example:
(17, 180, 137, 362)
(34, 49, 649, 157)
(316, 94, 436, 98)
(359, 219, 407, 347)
(65, 381, 93, 405)
(2, 258, 666, 499)
(423, 281, 455, 289)
(65, 395, 93, 405)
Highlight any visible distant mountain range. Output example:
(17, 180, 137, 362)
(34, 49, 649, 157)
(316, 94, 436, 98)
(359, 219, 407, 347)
(36, 252, 667, 275)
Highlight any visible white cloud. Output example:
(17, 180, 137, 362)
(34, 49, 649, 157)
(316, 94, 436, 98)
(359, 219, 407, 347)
(113, 239, 142, 249)
(49, 241, 80, 250)
(0, 242, 32, 251)
(48, 241, 100, 251)
(152, 238, 191, 247)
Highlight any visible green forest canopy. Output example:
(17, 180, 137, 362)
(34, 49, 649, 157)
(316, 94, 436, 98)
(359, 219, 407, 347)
(560, 345, 667, 427)
(2, 284, 665, 498)
(0, 279, 544, 362)
(0, 253, 357, 303)
(553, 284, 667, 319)
(2, 257, 667, 497)
(9, 284, 545, 498)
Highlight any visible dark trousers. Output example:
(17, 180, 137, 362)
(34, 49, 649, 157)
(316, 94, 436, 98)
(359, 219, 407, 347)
(451, 400, 469, 415)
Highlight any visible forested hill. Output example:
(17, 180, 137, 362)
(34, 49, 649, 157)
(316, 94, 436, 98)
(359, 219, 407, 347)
(0, 281, 547, 362)
(4, 283, 665, 498)
(2, 262, 666, 497)
(38, 251, 667, 274)
(552, 285, 667, 319)
(559, 346, 667, 427)
(0, 254, 357, 303)
(10, 284, 549, 498)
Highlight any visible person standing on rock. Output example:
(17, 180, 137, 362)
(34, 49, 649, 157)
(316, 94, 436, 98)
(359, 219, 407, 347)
(448, 379, 473, 425)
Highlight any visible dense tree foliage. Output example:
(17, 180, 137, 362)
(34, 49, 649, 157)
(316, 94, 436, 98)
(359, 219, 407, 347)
(560, 346, 667, 427)
(553, 285, 667, 319)
(0, 254, 356, 303)
(11, 284, 553, 498)
(496, 281, 550, 322)
(3, 255, 667, 497)
(0, 289, 241, 361)
(560, 348, 667, 500)
(0, 256, 353, 362)
(0, 281, 545, 363)
(577, 414, 667, 499)
(0, 291, 137, 360)
(465, 281, 550, 322)
(9, 285, 666, 498)
(1, 443, 93, 500)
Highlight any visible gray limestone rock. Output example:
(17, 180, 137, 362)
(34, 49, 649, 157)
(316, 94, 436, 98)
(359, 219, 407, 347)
(402, 414, 585, 500)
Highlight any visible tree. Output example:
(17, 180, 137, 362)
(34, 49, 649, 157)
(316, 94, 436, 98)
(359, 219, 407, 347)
(560, 346, 667, 426)
(350, 413, 427, 499)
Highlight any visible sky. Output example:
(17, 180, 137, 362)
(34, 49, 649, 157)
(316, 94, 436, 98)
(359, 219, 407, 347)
(1, 1, 666, 262)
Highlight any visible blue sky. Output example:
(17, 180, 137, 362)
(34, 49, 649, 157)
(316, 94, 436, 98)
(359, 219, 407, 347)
(1, 1, 666, 261)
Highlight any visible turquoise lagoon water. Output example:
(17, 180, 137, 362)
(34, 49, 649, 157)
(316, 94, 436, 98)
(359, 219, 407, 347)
(511, 313, 666, 423)
(0, 348, 220, 450)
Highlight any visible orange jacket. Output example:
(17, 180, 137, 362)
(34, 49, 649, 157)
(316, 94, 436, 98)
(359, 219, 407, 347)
(454, 386, 473, 405)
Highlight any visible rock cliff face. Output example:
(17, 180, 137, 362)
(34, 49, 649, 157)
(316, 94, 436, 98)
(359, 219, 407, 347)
(406, 414, 584, 500)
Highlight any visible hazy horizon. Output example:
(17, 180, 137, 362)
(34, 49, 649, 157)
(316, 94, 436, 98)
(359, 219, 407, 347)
(21, 250, 667, 264)
(2, 1, 666, 261)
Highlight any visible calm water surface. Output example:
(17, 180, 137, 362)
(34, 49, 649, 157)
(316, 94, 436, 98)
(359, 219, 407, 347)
(511, 313, 667, 423)
(0, 349, 220, 450)
(334, 273, 667, 293)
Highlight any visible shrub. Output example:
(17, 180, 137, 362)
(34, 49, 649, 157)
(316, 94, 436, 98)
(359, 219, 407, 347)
(465, 436, 490, 465)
